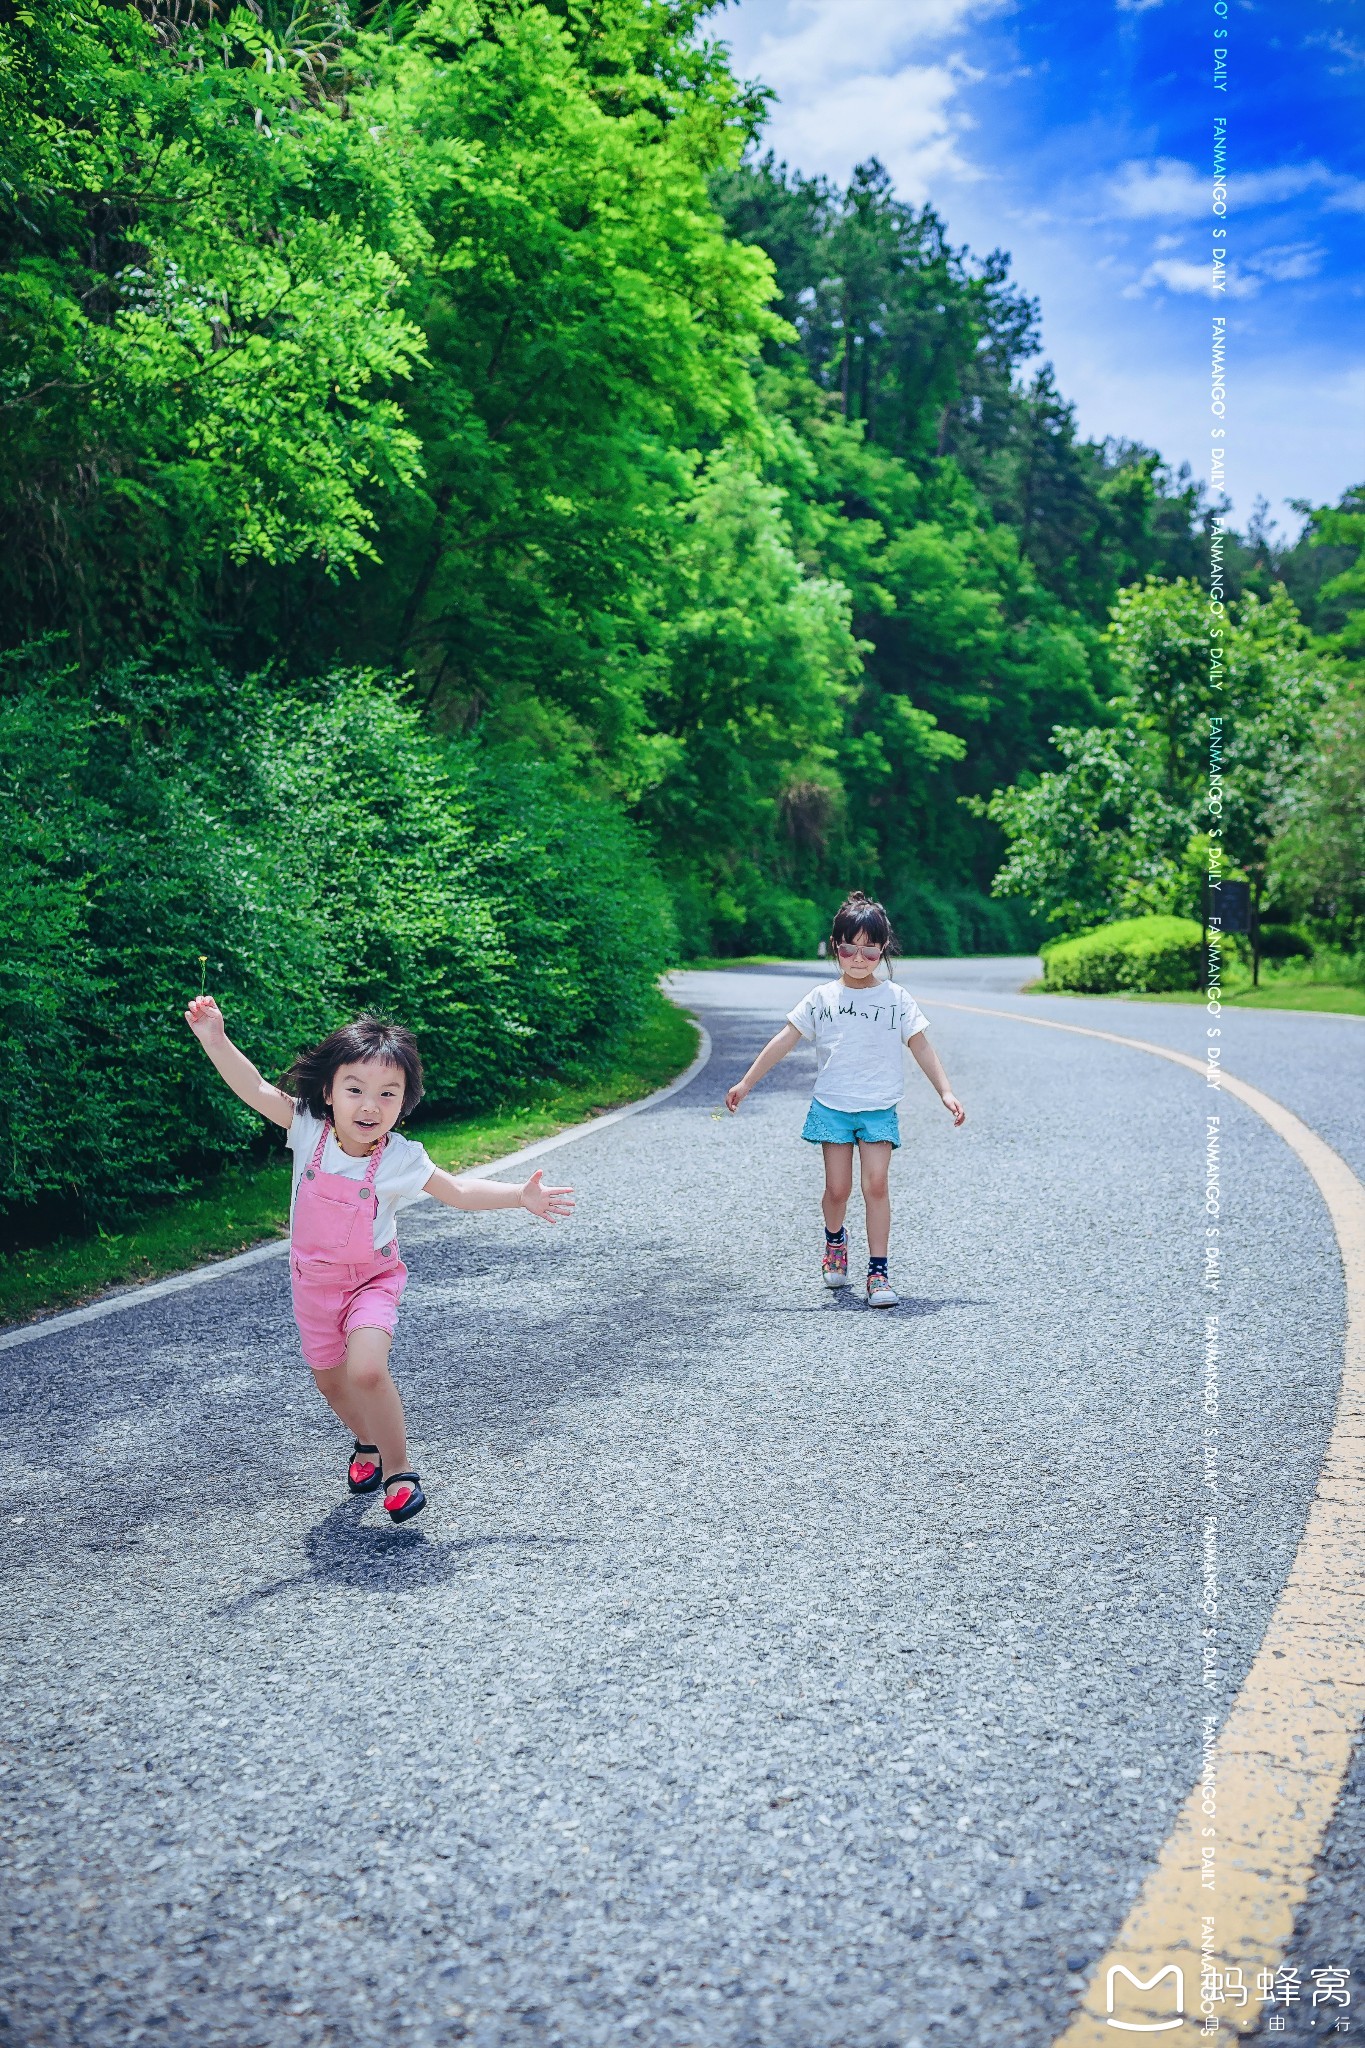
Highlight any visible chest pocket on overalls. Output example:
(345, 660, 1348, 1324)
(310, 1188, 373, 1253)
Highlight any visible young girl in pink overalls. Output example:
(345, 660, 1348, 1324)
(185, 998, 574, 1523)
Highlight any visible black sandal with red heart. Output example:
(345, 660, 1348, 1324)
(347, 1441, 383, 1495)
(383, 1471, 427, 1524)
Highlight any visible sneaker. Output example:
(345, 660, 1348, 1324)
(866, 1270, 900, 1308)
(822, 1237, 850, 1288)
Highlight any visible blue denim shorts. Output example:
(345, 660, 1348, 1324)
(801, 1101, 901, 1148)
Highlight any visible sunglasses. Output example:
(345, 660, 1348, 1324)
(835, 942, 884, 960)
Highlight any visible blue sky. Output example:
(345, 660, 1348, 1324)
(707, 0, 1365, 535)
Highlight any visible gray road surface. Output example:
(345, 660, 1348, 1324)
(2, 958, 1360, 2047)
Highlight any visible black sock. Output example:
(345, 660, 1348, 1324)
(825, 1226, 846, 1244)
(868, 1256, 889, 1276)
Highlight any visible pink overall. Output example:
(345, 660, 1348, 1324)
(290, 1123, 407, 1371)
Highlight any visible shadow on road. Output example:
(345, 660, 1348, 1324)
(214, 1500, 585, 1613)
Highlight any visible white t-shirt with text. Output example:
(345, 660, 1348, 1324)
(286, 1106, 435, 1251)
(786, 978, 929, 1112)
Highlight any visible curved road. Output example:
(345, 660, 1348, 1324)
(1, 958, 1360, 2046)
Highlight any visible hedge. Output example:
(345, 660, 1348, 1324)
(885, 878, 1047, 958)
(1255, 923, 1313, 960)
(1042, 915, 1204, 993)
(1, 657, 674, 1232)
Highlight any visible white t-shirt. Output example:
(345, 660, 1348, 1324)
(787, 978, 929, 1112)
(286, 1107, 435, 1251)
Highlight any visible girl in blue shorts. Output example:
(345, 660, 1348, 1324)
(725, 892, 966, 1306)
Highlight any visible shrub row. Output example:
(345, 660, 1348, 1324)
(1, 658, 673, 1231)
(668, 869, 1046, 963)
(1041, 915, 1204, 993)
(1256, 923, 1314, 960)
(886, 878, 1047, 959)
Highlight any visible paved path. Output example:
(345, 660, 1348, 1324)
(2, 959, 1360, 2047)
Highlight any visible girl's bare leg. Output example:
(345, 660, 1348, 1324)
(821, 1142, 855, 1235)
(857, 1139, 894, 1261)
(311, 1327, 409, 1477)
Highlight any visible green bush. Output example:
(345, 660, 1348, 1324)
(1255, 923, 1313, 960)
(1042, 915, 1203, 993)
(680, 870, 1048, 961)
(0, 658, 673, 1234)
(734, 882, 825, 959)
(666, 860, 825, 960)
(885, 878, 1047, 957)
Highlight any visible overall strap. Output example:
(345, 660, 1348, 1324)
(362, 1134, 388, 1188)
(309, 1120, 330, 1173)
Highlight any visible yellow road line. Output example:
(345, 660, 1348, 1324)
(924, 1001, 1365, 2041)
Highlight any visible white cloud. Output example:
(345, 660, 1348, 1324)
(711, 0, 1010, 193)
(1302, 29, 1365, 73)
(1111, 158, 1205, 218)
(1126, 257, 1259, 299)
(1239, 164, 1335, 205)
(720, 0, 1012, 93)
(1251, 242, 1325, 282)
(1115, 0, 1164, 12)
(758, 62, 983, 197)
(1110, 156, 1346, 219)
(1123, 239, 1325, 298)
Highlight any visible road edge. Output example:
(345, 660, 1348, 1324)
(920, 999, 1365, 2044)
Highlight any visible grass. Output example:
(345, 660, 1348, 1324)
(1023, 955, 1365, 1016)
(0, 993, 700, 1330)
(1127, 984, 1365, 1014)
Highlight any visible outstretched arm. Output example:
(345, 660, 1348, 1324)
(423, 1166, 575, 1223)
(184, 996, 294, 1130)
(909, 1030, 966, 1125)
(725, 1022, 803, 1112)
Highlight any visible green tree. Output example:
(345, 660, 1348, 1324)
(0, 1, 426, 661)
(757, 368, 1103, 901)
(712, 153, 1210, 622)
(644, 449, 861, 954)
(982, 581, 1326, 929)
(979, 723, 1189, 933)
(1282, 486, 1365, 659)
(329, 0, 783, 782)
(2, 0, 1309, 1004)
(1267, 679, 1365, 942)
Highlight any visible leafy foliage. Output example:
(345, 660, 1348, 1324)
(0, 656, 670, 1230)
(982, 581, 1327, 931)
(0, 2, 427, 658)
(712, 154, 1213, 621)
(1267, 678, 1365, 943)
(1283, 486, 1365, 659)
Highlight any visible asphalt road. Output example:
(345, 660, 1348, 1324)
(1, 958, 1360, 2047)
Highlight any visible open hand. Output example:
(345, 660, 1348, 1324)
(724, 1081, 749, 1113)
(519, 1169, 575, 1222)
(185, 994, 226, 1046)
(942, 1092, 966, 1126)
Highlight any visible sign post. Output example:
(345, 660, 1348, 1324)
(1204, 878, 1250, 993)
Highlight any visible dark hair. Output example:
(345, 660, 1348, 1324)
(830, 891, 896, 956)
(281, 1014, 426, 1122)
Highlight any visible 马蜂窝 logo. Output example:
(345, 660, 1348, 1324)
(1106, 1963, 1185, 2032)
